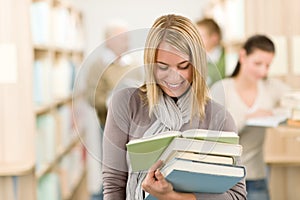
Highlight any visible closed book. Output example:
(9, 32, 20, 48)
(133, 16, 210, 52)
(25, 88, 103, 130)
(126, 131, 181, 172)
(144, 158, 246, 200)
(158, 137, 242, 166)
(126, 129, 241, 172)
(182, 129, 239, 144)
(164, 151, 235, 166)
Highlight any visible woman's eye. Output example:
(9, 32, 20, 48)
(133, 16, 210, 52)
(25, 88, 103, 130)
(157, 64, 168, 71)
(178, 63, 190, 70)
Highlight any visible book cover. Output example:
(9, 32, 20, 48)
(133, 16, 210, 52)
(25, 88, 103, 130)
(127, 130, 242, 172)
(126, 131, 181, 172)
(145, 158, 245, 200)
(182, 129, 239, 144)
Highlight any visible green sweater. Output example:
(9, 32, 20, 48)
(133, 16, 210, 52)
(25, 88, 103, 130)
(207, 47, 226, 87)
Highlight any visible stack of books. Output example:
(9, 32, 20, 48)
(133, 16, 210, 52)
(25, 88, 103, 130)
(126, 129, 245, 200)
(287, 107, 300, 127)
(281, 91, 300, 127)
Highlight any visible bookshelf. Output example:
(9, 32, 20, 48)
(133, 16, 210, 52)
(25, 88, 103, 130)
(0, 0, 88, 199)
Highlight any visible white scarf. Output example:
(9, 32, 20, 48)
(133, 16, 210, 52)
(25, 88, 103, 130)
(126, 88, 193, 200)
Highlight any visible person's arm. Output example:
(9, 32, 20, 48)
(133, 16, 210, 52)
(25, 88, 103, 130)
(102, 90, 131, 199)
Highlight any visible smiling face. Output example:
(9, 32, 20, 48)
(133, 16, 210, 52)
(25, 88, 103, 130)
(154, 42, 193, 97)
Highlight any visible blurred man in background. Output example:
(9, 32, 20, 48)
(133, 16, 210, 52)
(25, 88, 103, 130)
(196, 18, 226, 87)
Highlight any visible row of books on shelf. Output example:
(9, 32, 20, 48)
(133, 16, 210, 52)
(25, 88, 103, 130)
(30, 1, 84, 50)
(37, 144, 85, 200)
(126, 129, 245, 200)
(33, 57, 76, 105)
(35, 105, 76, 171)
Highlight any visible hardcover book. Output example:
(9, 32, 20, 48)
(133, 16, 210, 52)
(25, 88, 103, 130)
(144, 158, 246, 200)
(126, 129, 241, 172)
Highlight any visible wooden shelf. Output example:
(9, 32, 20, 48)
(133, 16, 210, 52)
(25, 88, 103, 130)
(34, 44, 83, 54)
(34, 91, 85, 115)
(63, 170, 86, 200)
(35, 137, 80, 179)
(35, 95, 73, 115)
(0, 162, 35, 176)
(265, 156, 300, 166)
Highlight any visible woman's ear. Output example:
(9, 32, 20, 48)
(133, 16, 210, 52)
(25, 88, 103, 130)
(239, 49, 247, 64)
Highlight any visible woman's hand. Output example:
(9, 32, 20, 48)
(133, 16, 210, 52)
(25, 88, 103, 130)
(246, 109, 273, 119)
(142, 160, 196, 200)
(142, 160, 173, 199)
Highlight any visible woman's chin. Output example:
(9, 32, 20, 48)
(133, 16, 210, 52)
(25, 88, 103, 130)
(162, 87, 189, 97)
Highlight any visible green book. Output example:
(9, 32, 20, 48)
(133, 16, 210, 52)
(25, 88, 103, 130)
(126, 129, 240, 172)
(126, 131, 181, 172)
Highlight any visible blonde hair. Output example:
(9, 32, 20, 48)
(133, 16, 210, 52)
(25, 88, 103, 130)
(142, 14, 209, 119)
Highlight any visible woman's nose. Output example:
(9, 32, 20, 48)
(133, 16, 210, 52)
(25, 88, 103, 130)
(168, 68, 181, 79)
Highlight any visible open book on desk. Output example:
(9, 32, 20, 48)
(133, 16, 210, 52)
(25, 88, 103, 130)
(144, 157, 246, 200)
(126, 129, 241, 172)
(245, 115, 288, 127)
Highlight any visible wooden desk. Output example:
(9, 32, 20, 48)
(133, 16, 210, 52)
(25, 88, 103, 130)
(264, 125, 300, 200)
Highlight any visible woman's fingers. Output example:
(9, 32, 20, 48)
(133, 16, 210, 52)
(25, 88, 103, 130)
(149, 160, 164, 172)
(154, 169, 164, 181)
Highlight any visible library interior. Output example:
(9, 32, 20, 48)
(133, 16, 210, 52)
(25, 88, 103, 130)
(1, 0, 300, 200)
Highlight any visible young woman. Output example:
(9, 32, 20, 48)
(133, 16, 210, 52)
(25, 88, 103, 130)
(210, 34, 290, 200)
(102, 14, 247, 200)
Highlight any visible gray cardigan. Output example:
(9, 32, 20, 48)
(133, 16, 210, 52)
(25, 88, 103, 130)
(102, 87, 247, 200)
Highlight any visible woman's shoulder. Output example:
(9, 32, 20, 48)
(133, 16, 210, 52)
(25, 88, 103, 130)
(109, 87, 146, 110)
(209, 78, 234, 105)
(263, 78, 290, 89)
(111, 87, 143, 101)
(261, 78, 291, 100)
(210, 78, 233, 90)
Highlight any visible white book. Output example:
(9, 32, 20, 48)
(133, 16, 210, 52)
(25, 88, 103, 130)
(158, 137, 242, 163)
(245, 115, 287, 127)
(164, 151, 235, 166)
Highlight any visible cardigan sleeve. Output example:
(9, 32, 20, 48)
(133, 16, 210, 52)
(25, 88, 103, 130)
(194, 101, 247, 200)
(102, 89, 133, 199)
